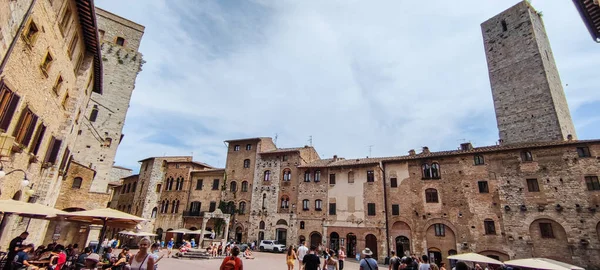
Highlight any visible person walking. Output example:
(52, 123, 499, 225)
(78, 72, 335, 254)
(323, 250, 338, 270)
(302, 246, 321, 270)
(166, 238, 174, 258)
(359, 248, 378, 270)
(129, 238, 155, 270)
(286, 245, 298, 270)
(338, 247, 346, 270)
(150, 243, 165, 270)
(419, 255, 431, 270)
(389, 251, 399, 270)
(297, 241, 309, 270)
(219, 246, 243, 270)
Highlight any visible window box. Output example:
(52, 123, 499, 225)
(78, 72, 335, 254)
(28, 154, 38, 164)
(11, 143, 24, 154)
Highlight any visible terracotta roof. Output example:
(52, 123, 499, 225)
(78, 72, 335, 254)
(260, 147, 312, 155)
(191, 161, 214, 168)
(112, 165, 132, 171)
(224, 137, 270, 143)
(573, 0, 600, 42)
(74, 0, 103, 94)
(122, 174, 139, 180)
(137, 156, 192, 162)
(299, 139, 600, 168)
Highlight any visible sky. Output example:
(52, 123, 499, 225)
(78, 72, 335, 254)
(94, 0, 600, 172)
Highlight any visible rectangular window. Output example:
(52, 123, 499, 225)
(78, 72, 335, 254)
(329, 203, 336, 215)
(156, 184, 162, 192)
(245, 144, 252, 150)
(367, 203, 376, 216)
(303, 200, 309, 210)
(315, 200, 322, 211)
(392, 204, 400, 216)
(478, 181, 489, 193)
(196, 179, 203, 190)
(13, 107, 38, 147)
(484, 220, 496, 235)
(527, 179, 540, 192)
(577, 147, 591, 158)
(329, 174, 336, 185)
(43, 137, 62, 165)
(539, 223, 554, 238)
(314, 170, 321, 182)
(30, 123, 46, 155)
(23, 20, 39, 46)
(58, 147, 70, 172)
(75, 53, 83, 74)
(367, 171, 375, 182)
(68, 34, 78, 59)
(212, 179, 219, 190)
(283, 155, 288, 161)
(0, 83, 20, 132)
(59, 6, 72, 35)
(390, 178, 398, 188)
(233, 145, 240, 151)
(434, 224, 446, 236)
(585, 176, 600, 191)
(209, 201, 216, 212)
(40, 51, 53, 76)
(62, 93, 69, 109)
(304, 171, 311, 182)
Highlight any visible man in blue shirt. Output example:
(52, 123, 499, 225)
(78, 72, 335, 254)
(167, 238, 174, 258)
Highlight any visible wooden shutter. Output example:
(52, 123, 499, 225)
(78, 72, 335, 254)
(30, 124, 46, 155)
(0, 84, 20, 132)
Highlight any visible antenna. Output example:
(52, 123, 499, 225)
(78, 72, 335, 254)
(274, 133, 278, 146)
(368, 145, 374, 157)
(308, 136, 313, 147)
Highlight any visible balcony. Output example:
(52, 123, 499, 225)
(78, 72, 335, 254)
(183, 211, 205, 217)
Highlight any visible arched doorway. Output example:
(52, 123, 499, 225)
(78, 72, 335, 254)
(156, 228, 164, 241)
(428, 248, 442, 266)
(330, 232, 340, 251)
(276, 228, 288, 245)
(426, 223, 457, 267)
(310, 232, 322, 248)
(395, 236, 410, 257)
(258, 231, 264, 242)
(236, 226, 243, 243)
(365, 234, 378, 260)
(299, 235, 306, 245)
(346, 233, 357, 257)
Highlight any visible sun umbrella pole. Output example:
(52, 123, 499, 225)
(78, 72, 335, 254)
(98, 218, 108, 252)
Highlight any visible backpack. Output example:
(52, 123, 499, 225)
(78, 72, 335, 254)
(391, 257, 400, 270)
(223, 257, 237, 270)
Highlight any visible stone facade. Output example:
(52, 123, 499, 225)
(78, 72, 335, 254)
(482, 1, 577, 145)
(0, 0, 101, 247)
(72, 8, 144, 193)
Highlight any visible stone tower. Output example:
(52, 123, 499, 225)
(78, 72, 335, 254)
(72, 8, 145, 192)
(481, 1, 577, 145)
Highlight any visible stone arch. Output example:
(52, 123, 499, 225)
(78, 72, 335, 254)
(365, 234, 378, 259)
(276, 219, 288, 226)
(259, 221, 265, 230)
(310, 231, 322, 247)
(12, 191, 22, 201)
(156, 228, 164, 241)
(423, 218, 459, 235)
(151, 207, 157, 218)
(529, 218, 570, 261)
(425, 222, 457, 266)
(329, 232, 340, 251)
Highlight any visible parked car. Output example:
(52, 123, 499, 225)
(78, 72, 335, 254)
(259, 240, 286, 253)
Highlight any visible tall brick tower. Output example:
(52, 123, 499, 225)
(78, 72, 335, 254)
(481, 1, 577, 145)
(72, 8, 145, 192)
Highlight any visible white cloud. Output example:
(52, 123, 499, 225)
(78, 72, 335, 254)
(94, 0, 600, 170)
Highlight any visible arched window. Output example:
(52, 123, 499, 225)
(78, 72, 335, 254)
(230, 181, 237, 192)
(227, 201, 235, 214)
(175, 200, 180, 213)
(302, 199, 309, 210)
(171, 200, 177, 213)
(315, 199, 322, 211)
(239, 202, 246, 214)
(89, 105, 98, 122)
(241, 181, 248, 192)
(348, 171, 355, 183)
(280, 196, 289, 209)
(521, 151, 533, 162)
(264, 170, 271, 181)
(425, 188, 439, 203)
(160, 201, 165, 213)
(116, 37, 125, 46)
(259, 221, 265, 230)
(474, 155, 485, 165)
(283, 169, 291, 181)
(126, 183, 131, 193)
(151, 207, 157, 218)
(422, 164, 431, 179)
(244, 159, 250, 168)
(165, 201, 170, 213)
(262, 193, 267, 209)
(431, 163, 440, 178)
(132, 182, 137, 192)
(314, 170, 321, 182)
(300, 221, 305, 229)
(72, 177, 82, 189)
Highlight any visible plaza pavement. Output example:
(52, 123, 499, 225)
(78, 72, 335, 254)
(128, 249, 383, 270)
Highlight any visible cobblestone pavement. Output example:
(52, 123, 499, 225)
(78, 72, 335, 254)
(131, 249, 382, 270)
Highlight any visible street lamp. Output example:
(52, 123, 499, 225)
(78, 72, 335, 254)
(0, 161, 32, 195)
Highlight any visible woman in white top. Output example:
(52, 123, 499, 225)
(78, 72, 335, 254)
(129, 237, 155, 270)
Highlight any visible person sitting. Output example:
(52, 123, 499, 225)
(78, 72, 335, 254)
(190, 239, 196, 249)
(14, 244, 38, 270)
(49, 245, 67, 270)
(243, 249, 254, 259)
(113, 248, 130, 270)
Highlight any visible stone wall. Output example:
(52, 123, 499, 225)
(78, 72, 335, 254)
(72, 7, 144, 193)
(481, 1, 576, 144)
(0, 0, 30, 63)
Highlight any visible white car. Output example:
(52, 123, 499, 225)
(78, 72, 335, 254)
(259, 240, 286, 253)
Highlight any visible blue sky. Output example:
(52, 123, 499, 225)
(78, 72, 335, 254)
(95, 0, 600, 172)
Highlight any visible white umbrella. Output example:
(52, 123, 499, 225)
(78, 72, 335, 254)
(169, 228, 191, 234)
(447, 253, 503, 265)
(118, 230, 136, 235)
(504, 258, 584, 270)
(133, 232, 157, 237)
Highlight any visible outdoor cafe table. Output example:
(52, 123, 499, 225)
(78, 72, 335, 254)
(28, 259, 51, 267)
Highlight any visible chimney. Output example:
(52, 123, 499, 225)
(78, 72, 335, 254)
(333, 155, 338, 161)
(408, 149, 416, 156)
(460, 142, 473, 151)
(422, 147, 430, 154)
(567, 134, 573, 141)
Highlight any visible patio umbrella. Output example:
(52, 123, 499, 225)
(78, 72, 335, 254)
(118, 230, 136, 235)
(133, 232, 157, 237)
(187, 229, 212, 236)
(169, 228, 192, 234)
(0, 199, 66, 217)
(504, 258, 584, 270)
(58, 208, 145, 243)
(447, 253, 503, 265)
